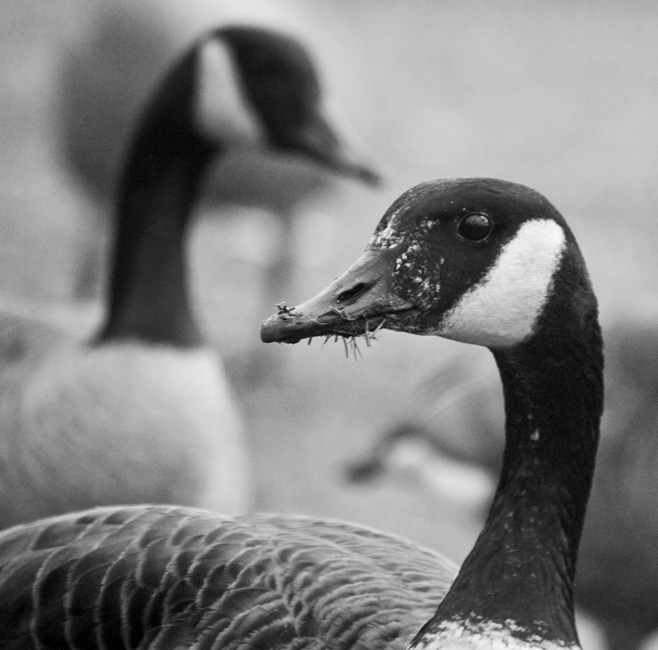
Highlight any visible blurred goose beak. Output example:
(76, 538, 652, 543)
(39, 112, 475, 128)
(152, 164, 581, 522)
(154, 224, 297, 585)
(293, 101, 381, 186)
(261, 247, 412, 344)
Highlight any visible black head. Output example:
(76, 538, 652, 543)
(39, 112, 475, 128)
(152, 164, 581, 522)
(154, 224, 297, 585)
(190, 25, 379, 184)
(261, 178, 595, 349)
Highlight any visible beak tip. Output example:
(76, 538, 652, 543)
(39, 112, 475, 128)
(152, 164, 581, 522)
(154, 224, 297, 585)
(360, 166, 383, 187)
(259, 328, 277, 344)
(336, 156, 382, 187)
(325, 158, 382, 187)
(260, 311, 308, 345)
(260, 317, 288, 344)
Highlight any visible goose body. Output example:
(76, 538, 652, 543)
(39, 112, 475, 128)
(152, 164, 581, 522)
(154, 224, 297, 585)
(0, 178, 602, 649)
(0, 505, 456, 650)
(0, 337, 244, 521)
(0, 25, 378, 527)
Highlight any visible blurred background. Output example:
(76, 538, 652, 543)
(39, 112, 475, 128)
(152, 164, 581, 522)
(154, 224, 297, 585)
(1, 2, 657, 648)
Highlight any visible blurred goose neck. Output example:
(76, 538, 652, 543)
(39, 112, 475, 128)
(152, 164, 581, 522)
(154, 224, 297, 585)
(96, 50, 218, 348)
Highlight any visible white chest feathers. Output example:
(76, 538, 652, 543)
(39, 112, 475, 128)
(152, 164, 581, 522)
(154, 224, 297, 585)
(440, 220, 566, 347)
(412, 619, 580, 650)
(1, 343, 250, 523)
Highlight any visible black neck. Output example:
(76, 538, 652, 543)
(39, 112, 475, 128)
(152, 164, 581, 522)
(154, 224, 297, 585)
(95, 50, 217, 348)
(414, 296, 603, 646)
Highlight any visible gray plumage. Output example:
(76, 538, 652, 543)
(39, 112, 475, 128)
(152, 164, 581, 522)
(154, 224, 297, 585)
(0, 505, 455, 650)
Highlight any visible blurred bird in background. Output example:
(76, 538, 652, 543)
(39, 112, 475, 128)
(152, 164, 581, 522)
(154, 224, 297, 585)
(0, 13, 378, 527)
(58, 1, 380, 383)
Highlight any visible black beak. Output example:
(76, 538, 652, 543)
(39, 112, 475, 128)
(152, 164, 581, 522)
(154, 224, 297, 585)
(291, 102, 381, 186)
(261, 247, 413, 344)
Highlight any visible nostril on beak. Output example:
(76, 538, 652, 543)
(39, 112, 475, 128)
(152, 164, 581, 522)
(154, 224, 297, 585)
(335, 281, 375, 305)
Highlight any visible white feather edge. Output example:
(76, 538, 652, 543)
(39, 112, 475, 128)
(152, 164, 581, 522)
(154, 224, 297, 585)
(194, 38, 265, 146)
(412, 619, 580, 650)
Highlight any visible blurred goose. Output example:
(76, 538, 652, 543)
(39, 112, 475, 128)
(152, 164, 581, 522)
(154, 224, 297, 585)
(349, 321, 658, 650)
(60, 5, 378, 306)
(0, 178, 603, 649)
(0, 25, 379, 527)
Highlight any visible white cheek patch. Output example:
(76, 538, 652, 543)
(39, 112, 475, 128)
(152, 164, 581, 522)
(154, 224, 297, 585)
(194, 39, 265, 146)
(439, 219, 566, 348)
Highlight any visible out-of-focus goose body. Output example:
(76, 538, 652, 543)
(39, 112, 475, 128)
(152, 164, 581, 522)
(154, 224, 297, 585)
(0, 25, 379, 527)
(0, 178, 602, 650)
(0, 334, 242, 521)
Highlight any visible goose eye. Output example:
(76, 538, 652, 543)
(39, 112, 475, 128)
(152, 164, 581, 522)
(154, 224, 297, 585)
(457, 214, 494, 241)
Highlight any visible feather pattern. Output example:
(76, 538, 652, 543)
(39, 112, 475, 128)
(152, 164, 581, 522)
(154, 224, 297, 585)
(0, 505, 455, 650)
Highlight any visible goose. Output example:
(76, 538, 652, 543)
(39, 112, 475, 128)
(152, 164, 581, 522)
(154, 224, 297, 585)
(60, 6, 377, 306)
(348, 321, 658, 650)
(0, 25, 379, 528)
(0, 177, 603, 649)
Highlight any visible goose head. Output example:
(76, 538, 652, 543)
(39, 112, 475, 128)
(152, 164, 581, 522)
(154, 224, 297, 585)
(261, 177, 594, 350)
(183, 25, 379, 184)
(262, 178, 602, 650)
(100, 25, 381, 348)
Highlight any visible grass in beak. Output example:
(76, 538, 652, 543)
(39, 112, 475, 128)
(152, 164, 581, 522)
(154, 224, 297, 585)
(322, 317, 387, 360)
